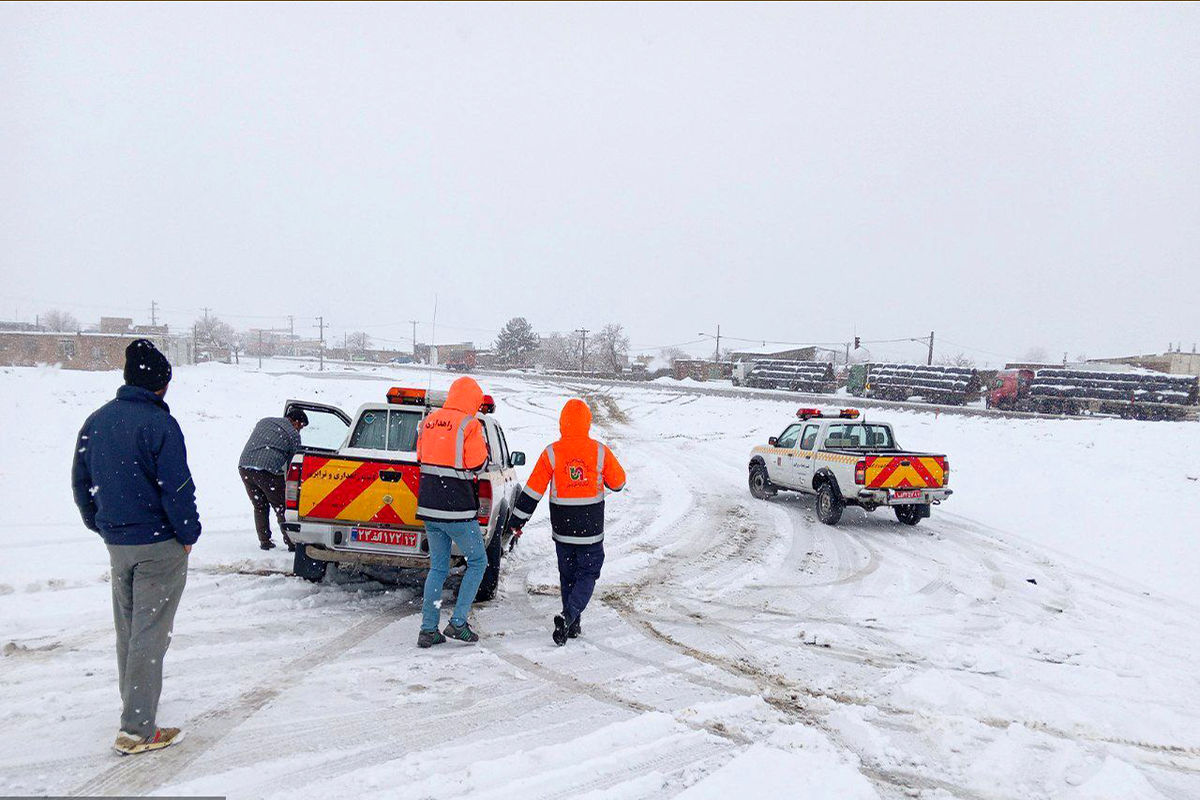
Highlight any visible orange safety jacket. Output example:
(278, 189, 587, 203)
(511, 398, 626, 545)
(415, 376, 489, 522)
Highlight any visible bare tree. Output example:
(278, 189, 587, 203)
(346, 331, 372, 354)
(42, 309, 79, 332)
(593, 323, 630, 373)
(192, 315, 236, 362)
(659, 346, 690, 365)
(937, 352, 976, 368)
(534, 331, 591, 371)
(1021, 346, 1049, 364)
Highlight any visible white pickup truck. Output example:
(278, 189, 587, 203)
(748, 408, 952, 526)
(281, 386, 526, 600)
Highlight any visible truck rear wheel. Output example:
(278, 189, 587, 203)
(749, 465, 776, 500)
(474, 524, 504, 602)
(293, 544, 328, 583)
(816, 483, 844, 525)
(894, 504, 929, 526)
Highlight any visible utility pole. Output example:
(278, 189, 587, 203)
(202, 307, 211, 325)
(258, 329, 263, 370)
(316, 316, 326, 371)
(927, 331, 935, 366)
(150, 300, 158, 326)
(575, 328, 589, 375)
(410, 319, 419, 360)
(287, 315, 295, 356)
(713, 324, 721, 362)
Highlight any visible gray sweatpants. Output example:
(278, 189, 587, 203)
(106, 538, 189, 737)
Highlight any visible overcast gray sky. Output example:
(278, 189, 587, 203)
(2, 2, 1197, 364)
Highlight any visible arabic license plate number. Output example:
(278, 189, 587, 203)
(351, 528, 418, 548)
(891, 489, 922, 502)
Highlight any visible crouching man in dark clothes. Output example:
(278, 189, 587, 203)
(238, 407, 308, 550)
(72, 339, 201, 755)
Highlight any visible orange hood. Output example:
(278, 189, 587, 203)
(559, 398, 592, 439)
(444, 376, 484, 415)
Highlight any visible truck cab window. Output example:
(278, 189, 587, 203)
(825, 424, 893, 449)
(776, 424, 802, 449)
(385, 410, 422, 452)
(494, 424, 510, 467)
(349, 411, 387, 450)
(800, 425, 819, 451)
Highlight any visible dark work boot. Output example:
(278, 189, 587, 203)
(552, 615, 568, 646)
(417, 629, 447, 649)
(567, 617, 582, 639)
(259, 539, 276, 551)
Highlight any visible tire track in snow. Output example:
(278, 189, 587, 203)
(71, 608, 410, 797)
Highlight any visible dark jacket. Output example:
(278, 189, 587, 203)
(238, 416, 302, 474)
(71, 385, 202, 546)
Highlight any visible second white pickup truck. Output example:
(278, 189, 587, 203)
(748, 408, 952, 526)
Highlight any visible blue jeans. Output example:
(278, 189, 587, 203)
(421, 520, 488, 631)
(555, 540, 605, 624)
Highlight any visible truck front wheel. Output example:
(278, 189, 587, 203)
(293, 544, 328, 583)
(749, 465, 776, 500)
(816, 483, 844, 525)
(474, 524, 504, 602)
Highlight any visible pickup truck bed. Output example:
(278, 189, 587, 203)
(822, 449, 948, 490)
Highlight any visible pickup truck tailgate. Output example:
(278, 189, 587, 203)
(863, 455, 947, 489)
(298, 455, 422, 526)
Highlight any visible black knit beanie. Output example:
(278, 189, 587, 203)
(123, 339, 172, 392)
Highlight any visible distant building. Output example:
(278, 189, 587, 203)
(728, 345, 839, 363)
(244, 329, 291, 357)
(1089, 351, 1200, 377)
(0, 331, 194, 371)
(0, 321, 38, 332)
(416, 342, 475, 367)
(99, 317, 133, 334)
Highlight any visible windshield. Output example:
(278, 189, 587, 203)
(822, 423, 894, 449)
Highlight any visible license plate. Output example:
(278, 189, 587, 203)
(891, 489, 923, 502)
(351, 527, 418, 548)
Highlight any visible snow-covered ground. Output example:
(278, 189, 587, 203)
(1, 361, 1198, 799)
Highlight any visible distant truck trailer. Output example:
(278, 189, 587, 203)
(848, 363, 982, 406)
(987, 367, 1199, 420)
(732, 359, 837, 393)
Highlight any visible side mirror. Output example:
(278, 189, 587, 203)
(767, 437, 778, 446)
(509, 451, 526, 467)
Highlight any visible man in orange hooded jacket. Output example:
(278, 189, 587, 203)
(415, 376, 489, 648)
(511, 398, 626, 645)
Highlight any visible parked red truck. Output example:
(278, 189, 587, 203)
(986, 367, 1199, 421)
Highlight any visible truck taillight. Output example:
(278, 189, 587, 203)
(476, 480, 492, 524)
(854, 461, 866, 485)
(285, 461, 302, 510)
(942, 460, 950, 487)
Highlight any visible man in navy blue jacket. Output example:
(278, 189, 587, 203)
(72, 339, 201, 755)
